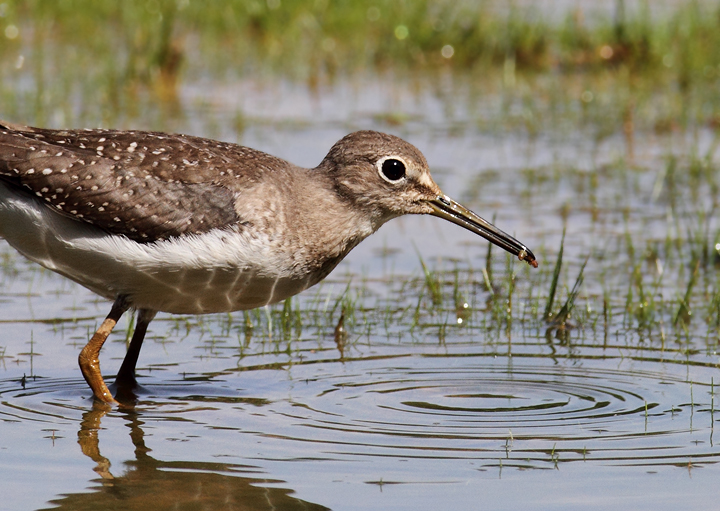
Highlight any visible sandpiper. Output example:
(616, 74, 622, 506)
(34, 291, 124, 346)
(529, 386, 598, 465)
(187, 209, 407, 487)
(0, 120, 537, 403)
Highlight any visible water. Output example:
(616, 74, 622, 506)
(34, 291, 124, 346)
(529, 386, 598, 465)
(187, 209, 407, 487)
(1, 304, 718, 509)
(2, 108, 720, 509)
(3, 27, 720, 511)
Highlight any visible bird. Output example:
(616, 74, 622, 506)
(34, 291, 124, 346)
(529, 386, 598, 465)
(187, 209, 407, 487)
(0, 120, 537, 404)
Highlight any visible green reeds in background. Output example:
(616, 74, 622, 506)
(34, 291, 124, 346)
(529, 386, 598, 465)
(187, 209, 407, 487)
(4, 0, 720, 78)
(3, 0, 720, 132)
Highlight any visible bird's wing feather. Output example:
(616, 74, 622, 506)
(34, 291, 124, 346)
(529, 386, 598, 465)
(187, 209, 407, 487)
(0, 122, 289, 242)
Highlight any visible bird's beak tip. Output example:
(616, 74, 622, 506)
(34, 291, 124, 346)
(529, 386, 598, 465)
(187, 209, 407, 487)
(517, 249, 539, 268)
(429, 195, 538, 269)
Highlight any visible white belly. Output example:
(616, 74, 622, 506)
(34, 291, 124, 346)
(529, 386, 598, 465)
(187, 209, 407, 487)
(0, 182, 318, 314)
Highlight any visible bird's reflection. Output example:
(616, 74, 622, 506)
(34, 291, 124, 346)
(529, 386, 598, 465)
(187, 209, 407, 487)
(45, 401, 328, 511)
(77, 401, 115, 481)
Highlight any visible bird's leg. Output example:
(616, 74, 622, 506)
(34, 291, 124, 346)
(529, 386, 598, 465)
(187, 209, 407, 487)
(78, 296, 130, 404)
(115, 308, 157, 389)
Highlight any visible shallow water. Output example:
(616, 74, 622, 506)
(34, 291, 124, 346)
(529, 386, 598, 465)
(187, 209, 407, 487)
(2, 101, 720, 509)
(3, 16, 720, 508)
(1, 300, 719, 510)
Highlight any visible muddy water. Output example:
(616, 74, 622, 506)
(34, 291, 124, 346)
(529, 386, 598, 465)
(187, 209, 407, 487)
(2, 79, 720, 509)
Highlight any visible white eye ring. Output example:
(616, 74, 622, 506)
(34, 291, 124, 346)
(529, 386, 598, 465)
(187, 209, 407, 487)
(376, 156, 408, 183)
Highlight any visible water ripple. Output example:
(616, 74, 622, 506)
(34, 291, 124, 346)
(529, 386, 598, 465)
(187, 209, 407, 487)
(1, 356, 717, 470)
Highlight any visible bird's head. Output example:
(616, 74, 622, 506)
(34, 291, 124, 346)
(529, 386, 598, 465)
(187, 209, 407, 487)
(318, 131, 538, 268)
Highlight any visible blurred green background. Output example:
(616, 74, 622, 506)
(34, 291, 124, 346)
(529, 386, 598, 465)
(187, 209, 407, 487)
(3, 0, 720, 137)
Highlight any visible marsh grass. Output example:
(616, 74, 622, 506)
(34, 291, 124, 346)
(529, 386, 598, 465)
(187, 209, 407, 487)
(416, 249, 443, 307)
(5, 1, 720, 79)
(544, 229, 565, 321)
(3, 1, 720, 138)
(552, 256, 588, 328)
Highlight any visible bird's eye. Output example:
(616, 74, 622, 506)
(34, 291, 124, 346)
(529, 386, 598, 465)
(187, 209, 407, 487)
(378, 158, 406, 182)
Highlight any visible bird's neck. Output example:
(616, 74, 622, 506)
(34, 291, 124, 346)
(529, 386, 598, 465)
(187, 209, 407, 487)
(233, 173, 380, 280)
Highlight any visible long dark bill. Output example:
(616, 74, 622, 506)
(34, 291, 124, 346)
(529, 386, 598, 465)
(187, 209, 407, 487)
(428, 195, 538, 268)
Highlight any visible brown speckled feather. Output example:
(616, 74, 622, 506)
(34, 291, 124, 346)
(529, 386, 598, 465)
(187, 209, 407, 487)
(0, 121, 290, 242)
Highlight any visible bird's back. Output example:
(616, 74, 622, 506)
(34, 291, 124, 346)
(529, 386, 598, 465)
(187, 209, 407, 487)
(0, 121, 291, 242)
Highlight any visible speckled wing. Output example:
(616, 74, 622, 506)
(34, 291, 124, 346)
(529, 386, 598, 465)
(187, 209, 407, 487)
(0, 122, 285, 242)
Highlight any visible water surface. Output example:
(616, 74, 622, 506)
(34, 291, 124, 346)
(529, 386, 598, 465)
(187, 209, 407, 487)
(2, 8, 720, 507)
